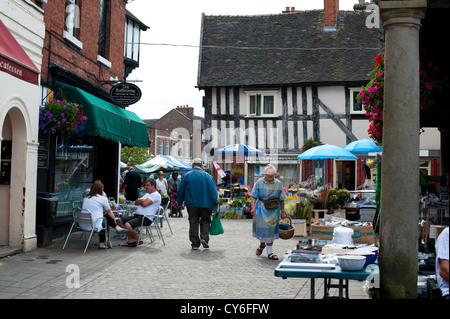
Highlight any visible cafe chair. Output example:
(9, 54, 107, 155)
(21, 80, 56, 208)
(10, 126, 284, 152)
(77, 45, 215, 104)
(62, 208, 109, 253)
(160, 200, 173, 235)
(72, 200, 82, 212)
(138, 207, 165, 246)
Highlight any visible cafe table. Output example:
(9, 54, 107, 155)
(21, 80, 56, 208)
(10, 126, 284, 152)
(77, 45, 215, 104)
(274, 255, 379, 299)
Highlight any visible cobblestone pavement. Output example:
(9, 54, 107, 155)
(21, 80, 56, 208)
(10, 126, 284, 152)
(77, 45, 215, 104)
(0, 212, 371, 301)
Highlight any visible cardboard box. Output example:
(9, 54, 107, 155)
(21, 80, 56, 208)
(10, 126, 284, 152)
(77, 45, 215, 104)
(291, 219, 307, 237)
(310, 222, 375, 245)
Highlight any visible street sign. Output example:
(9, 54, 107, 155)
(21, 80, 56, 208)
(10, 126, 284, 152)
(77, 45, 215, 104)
(110, 82, 142, 106)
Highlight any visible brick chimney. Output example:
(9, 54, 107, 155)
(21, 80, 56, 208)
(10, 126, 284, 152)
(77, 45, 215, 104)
(176, 105, 194, 116)
(324, 0, 339, 28)
(283, 7, 295, 13)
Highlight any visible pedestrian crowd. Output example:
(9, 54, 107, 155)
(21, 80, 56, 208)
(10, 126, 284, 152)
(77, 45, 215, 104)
(81, 160, 288, 260)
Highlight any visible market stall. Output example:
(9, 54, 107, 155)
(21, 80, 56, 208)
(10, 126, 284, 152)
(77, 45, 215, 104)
(275, 225, 379, 299)
(213, 143, 263, 193)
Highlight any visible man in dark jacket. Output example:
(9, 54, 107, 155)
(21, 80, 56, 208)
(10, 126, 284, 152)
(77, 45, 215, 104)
(124, 167, 141, 201)
(177, 158, 218, 250)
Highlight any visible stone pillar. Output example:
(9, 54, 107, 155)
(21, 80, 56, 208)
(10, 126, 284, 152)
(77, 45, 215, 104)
(378, 1, 427, 299)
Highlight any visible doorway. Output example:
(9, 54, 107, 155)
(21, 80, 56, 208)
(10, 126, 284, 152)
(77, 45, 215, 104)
(1, 108, 27, 247)
(335, 160, 356, 190)
(0, 115, 12, 246)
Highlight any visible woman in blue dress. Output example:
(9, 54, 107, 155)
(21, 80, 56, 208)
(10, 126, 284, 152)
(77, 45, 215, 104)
(250, 164, 286, 260)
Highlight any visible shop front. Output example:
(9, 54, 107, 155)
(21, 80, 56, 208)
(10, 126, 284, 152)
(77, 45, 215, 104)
(36, 82, 149, 246)
(0, 17, 43, 253)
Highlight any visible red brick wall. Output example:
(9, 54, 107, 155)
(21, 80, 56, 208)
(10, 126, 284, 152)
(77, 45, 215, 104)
(41, 0, 127, 90)
(324, 0, 339, 27)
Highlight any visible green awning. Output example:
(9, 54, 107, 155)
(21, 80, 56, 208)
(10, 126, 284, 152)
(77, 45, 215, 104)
(55, 82, 149, 147)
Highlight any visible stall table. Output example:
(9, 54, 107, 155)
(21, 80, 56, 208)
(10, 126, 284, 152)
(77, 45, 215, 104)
(274, 256, 379, 299)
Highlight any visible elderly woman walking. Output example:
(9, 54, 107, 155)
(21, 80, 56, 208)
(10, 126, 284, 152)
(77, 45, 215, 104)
(250, 164, 286, 260)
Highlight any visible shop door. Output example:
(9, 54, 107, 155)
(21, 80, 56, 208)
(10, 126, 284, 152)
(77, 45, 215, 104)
(335, 160, 356, 190)
(0, 118, 12, 246)
(93, 137, 119, 199)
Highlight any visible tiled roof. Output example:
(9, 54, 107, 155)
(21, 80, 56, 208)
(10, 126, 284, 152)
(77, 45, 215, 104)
(197, 10, 382, 88)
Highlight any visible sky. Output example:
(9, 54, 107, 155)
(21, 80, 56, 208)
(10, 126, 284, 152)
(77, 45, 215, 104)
(125, 0, 359, 120)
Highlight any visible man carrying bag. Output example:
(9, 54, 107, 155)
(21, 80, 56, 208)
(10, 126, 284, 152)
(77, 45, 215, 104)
(177, 158, 219, 250)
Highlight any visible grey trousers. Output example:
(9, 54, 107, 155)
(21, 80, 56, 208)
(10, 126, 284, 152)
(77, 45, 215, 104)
(187, 206, 212, 247)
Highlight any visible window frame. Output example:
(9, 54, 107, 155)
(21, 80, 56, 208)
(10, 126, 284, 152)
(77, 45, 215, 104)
(165, 141, 170, 155)
(124, 17, 141, 63)
(245, 90, 278, 117)
(97, 0, 111, 67)
(63, 0, 83, 49)
(349, 88, 365, 115)
(158, 140, 164, 155)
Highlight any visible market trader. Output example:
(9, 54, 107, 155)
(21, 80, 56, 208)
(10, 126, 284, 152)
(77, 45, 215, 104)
(435, 227, 449, 299)
(177, 158, 219, 250)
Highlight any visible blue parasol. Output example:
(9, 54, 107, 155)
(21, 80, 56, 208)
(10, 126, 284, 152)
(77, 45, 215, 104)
(297, 144, 357, 160)
(344, 139, 382, 154)
(214, 144, 263, 156)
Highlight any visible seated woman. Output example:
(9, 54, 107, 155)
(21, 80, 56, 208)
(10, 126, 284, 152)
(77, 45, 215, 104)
(81, 180, 128, 249)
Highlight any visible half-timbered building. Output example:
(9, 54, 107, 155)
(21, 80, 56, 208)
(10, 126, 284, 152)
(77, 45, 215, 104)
(197, 2, 383, 187)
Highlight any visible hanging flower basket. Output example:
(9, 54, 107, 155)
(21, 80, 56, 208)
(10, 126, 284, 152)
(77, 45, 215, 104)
(39, 99, 87, 135)
(357, 46, 448, 146)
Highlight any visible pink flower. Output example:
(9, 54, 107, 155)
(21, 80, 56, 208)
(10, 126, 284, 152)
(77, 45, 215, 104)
(368, 86, 378, 93)
(373, 105, 381, 116)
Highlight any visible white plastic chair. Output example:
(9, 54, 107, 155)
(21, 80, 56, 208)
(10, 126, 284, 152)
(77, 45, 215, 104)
(62, 208, 109, 253)
(160, 200, 173, 235)
(138, 207, 165, 246)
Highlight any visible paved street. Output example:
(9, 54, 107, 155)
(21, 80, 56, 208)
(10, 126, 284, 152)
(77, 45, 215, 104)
(0, 212, 371, 301)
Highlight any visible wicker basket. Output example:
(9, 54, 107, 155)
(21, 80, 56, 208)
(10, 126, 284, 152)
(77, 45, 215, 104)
(279, 216, 295, 240)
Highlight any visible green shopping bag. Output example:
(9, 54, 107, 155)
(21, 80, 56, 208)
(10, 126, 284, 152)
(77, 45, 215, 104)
(210, 209, 224, 235)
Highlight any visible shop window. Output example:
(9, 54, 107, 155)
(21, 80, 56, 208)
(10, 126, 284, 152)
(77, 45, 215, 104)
(54, 135, 93, 217)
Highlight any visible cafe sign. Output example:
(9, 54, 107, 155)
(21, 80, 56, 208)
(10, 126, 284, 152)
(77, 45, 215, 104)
(110, 82, 142, 106)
